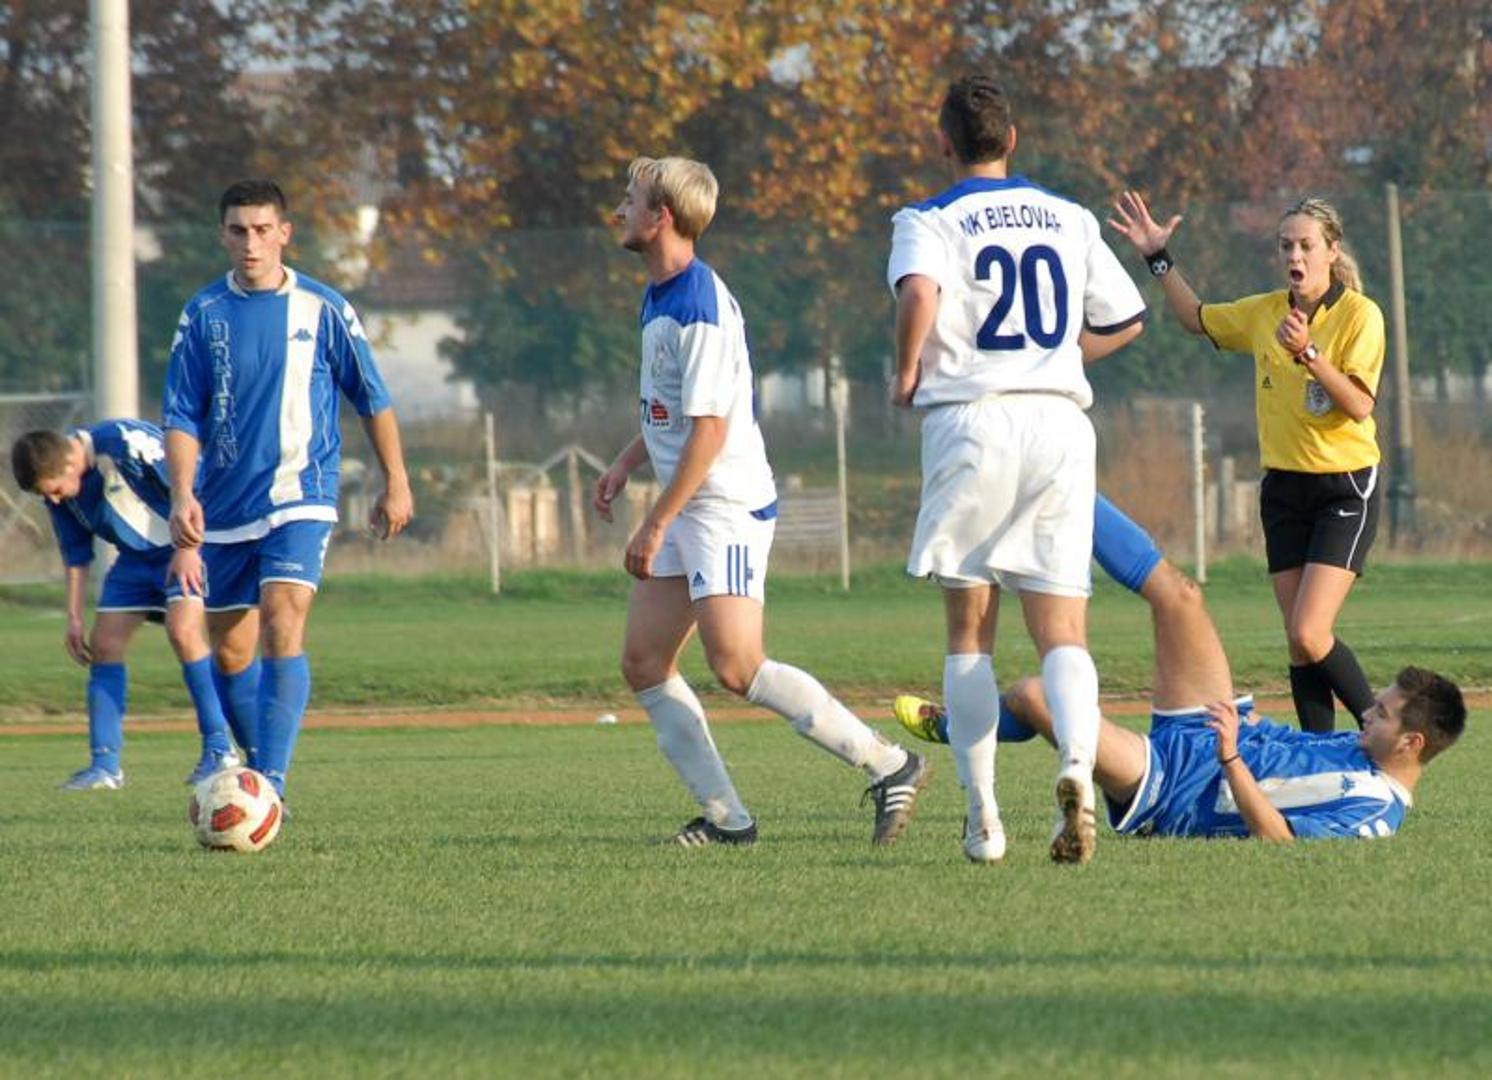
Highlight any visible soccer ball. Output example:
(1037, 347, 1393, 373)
(188, 767, 283, 853)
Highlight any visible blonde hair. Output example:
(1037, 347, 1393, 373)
(627, 156, 718, 241)
(1280, 196, 1362, 292)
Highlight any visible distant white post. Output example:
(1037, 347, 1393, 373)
(485, 411, 501, 596)
(1190, 402, 1207, 584)
(830, 356, 850, 592)
(90, 0, 138, 421)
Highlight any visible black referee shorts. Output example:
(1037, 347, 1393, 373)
(1260, 465, 1381, 575)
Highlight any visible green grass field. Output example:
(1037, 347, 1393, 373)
(3, 558, 1490, 718)
(2, 561, 1490, 1077)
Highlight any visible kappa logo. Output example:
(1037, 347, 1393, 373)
(120, 427, 165, 466)
(1340, 775, 1357, 796)
(1261, 375, 1273, 389)
(290, 328, 314, 343)
(691, 571, 706, 588)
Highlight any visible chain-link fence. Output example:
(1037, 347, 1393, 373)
(3, 186, 1488, 581)
(0, 393, 90, 584)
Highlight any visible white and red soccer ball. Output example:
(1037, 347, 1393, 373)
(188, 766, 283, 853)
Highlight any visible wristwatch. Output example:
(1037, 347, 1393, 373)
(1294, 343, 1320, 365)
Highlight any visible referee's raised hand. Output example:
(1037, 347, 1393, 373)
(1109, 190, 1182, 256)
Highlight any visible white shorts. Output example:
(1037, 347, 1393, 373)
(652, 500, 776, 603)
(907, 393, 1095, 596)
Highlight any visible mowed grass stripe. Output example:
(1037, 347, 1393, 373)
(3, 558, 1490, 720)
(1, 717, 1488, 1077)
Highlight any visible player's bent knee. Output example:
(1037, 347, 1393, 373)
(1287, 626, 1334, 664)
(620, 652, 667, 693)
(1145, 562, 1203, 614)
(708, 657, 756, 697)
(1006, 676, 1048, 724)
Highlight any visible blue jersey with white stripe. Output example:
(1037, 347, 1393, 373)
(1151, 716, 1411, 839)
(162, 267, 392, 540)
(47, 420, 174, 566)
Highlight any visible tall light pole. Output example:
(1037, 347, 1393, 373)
(90, 0, 139, 421)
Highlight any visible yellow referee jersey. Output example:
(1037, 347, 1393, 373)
(1200, 282, 1384, 472)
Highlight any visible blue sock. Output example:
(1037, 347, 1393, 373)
(182, 657, 233, 756)
(927, 694, 1039, 743)
(213, 659, 262, 763)
(86, 662, 127, 774)
(996, 694, 1038, 743)
(1094, 494, 1164, 594)
(257, 655, 310, 796)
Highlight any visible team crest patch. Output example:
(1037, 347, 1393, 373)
(1304, 379, 1332, 416)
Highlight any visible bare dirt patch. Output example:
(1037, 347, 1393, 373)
(10, 693, 1487, 738)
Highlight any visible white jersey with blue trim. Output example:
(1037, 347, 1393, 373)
(162, 267, 392, 541)
(1198, 719, 1411, 840)
(638, 259, 776, 510)
(886, 175, 1146, 409)
(47, 420, 174, 566)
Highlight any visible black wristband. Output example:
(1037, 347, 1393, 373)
(1145, 248, 1174, 277)
(1219, 753, 1240, 767)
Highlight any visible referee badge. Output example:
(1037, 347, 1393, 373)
(1304, 379, 1332, 416)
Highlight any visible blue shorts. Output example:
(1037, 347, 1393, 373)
(97, 548, 174, 616)
(1106, 696, 1255, 837)
(167, 520, 335, 612)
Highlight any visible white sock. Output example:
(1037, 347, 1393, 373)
(1042, 645, 1101, 773)
(637, 675, 751, 829)
(746, 659, 907, 779)
(945, 653, 999, 822)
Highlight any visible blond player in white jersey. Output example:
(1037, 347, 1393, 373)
(888, 75, 1147, 864)
(595, 156, 930, 849)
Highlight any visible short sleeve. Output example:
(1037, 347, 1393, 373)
(1284, 798, 1399, 840)
(1082, 212, 1146, 332)
(324, 298, 393, 418)
(676, 322, 733, 418)
(1334, 298, 1386, 396)
(1199, 295, 1268, 353)
(887, 208, 952, 294)
(46, 503, 95, 567)
(161, 307, 208, 439)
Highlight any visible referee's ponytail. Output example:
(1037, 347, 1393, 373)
(1281, 197, 1363, 292)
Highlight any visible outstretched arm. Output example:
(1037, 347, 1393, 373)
(1109, 191, 1206, 336)
(1206, 701, 1293, 842)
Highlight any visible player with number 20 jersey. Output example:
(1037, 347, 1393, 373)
(888, 75, 1145, 866)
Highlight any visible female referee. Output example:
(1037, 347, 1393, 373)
(1108, 192, 1385, 733)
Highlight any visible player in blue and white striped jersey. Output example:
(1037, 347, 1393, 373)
(162, 179, 414, 801)
(594, 156, 929, 849)
(11, 421, 239, 790)
(899, 498, 1466, 841)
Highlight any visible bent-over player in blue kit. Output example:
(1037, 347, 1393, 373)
(898, 496, 1465, 841)
(163, 179, 413, 802)
(11, 422, 240, 790)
